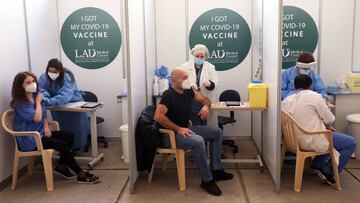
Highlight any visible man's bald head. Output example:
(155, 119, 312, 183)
(171, 67, 188, 90)
(171, 67, 187, 78)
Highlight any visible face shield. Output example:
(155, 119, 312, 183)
(296, 61, 317, 75)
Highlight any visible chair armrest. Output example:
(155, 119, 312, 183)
(12, 131, 44, 151)
(48, 120, 60, 131)
(159, 129, 177, 149)
(300, 130, 334, 148)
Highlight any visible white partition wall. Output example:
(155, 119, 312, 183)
(353, 0, 360, 72)
(0, 0, 30, 183)
(155, 0, 187, 71)
(25, 0, 61, 74)
(320, 0, 356, 83)
(251, 0, 263, 152)
(125, 0, 148, 193)
(261, 0, 282, 192)
(144, 0, 157, 105)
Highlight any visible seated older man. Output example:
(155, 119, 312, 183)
(154, 67, 233, 196)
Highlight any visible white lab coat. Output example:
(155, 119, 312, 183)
(281, 90, 339, 164)
(181, 60, 219, 127)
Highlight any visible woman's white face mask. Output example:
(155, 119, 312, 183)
(24, 82, 37, 93)
(48, 72, 60, 80)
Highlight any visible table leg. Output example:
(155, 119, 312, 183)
(90, 111, 98, 157)
(87, 111, 104, 169)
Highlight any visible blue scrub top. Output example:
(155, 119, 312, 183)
(13, 96, 47, 152)
(38, 73, 84, 106)
(281, 66, 328, 100)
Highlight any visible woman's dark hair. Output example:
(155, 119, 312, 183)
(294, 74, 312, 90)
(297, 52, 315, 63)
(10, 72, 39, 107)
(45, 58, 76, 87)
(46, 58, 64, 87)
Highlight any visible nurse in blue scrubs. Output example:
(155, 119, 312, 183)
(282, 52, 328, 100)
(11, 71, 99, 183)
(38, 58, 89, 150)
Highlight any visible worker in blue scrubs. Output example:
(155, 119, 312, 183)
(282, 52, 328, 100)
(38, 58, 89, 150)
(11, 71, 99, 183)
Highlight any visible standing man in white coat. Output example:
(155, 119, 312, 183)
(182, 44, 219, 127)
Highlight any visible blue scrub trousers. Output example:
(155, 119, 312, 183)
(312, 131, 357, 176)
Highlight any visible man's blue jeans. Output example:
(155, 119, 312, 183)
(312, 131, 357, 176)
(162, 125, 223, 182)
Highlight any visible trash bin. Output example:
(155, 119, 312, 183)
(119, 124, 129, 163)
(346, 114, 360, 160)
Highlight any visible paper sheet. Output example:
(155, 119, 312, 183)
(61, 101, 86, 108)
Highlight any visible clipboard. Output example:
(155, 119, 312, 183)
(81, 102, 101, 108)
(225, 101, 241, 106)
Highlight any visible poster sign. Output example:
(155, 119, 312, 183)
(282, 6, 318, 69)
(61, 7, 121, 69)
(189, 8, 251, 71)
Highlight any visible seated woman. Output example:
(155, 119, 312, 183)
(11, 71, 100, 183)
(38, 58, 89, 150)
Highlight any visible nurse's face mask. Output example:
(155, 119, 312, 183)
(296, 61, 317, 75)
(193, 53, 206, 65)
(48, 67, 60, 80)
(298, 68, 311, 75)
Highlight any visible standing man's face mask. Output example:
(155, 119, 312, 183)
(48, 72, 60, 80)
(24, 82, 37, 93)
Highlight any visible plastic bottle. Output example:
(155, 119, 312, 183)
(153, 76, 159, 96)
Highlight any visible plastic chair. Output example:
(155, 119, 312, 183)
(1, 109, 59, 192)
(280, 110, 341, 192)
(217, 89, 240, 153)
(148, 129, 186, 191)
(82, 90, 108, 151)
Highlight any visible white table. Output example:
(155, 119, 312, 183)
(209, 102, 267, 170)
(47, 102, 105, 168)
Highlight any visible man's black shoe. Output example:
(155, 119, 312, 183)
(312, 168, 336, 186)
(211, 169, 234, 181)
(200, 179, 222, 196)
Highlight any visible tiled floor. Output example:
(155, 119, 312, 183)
(1, 139, 360, 203)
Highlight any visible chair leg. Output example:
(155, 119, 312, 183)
(330, 152, 342, 191)
(294, 153, 305, 192)
(27, 157, 35, 176)
(42, 151, 54, 192)
(162, 154, 169, 171)
(148, 162, 155, 183)
(176, 150, 186, 191)
(11, 154, 20, 190)
(280, 144, 286, 169)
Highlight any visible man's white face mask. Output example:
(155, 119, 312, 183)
(181, 80, 191, 90)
